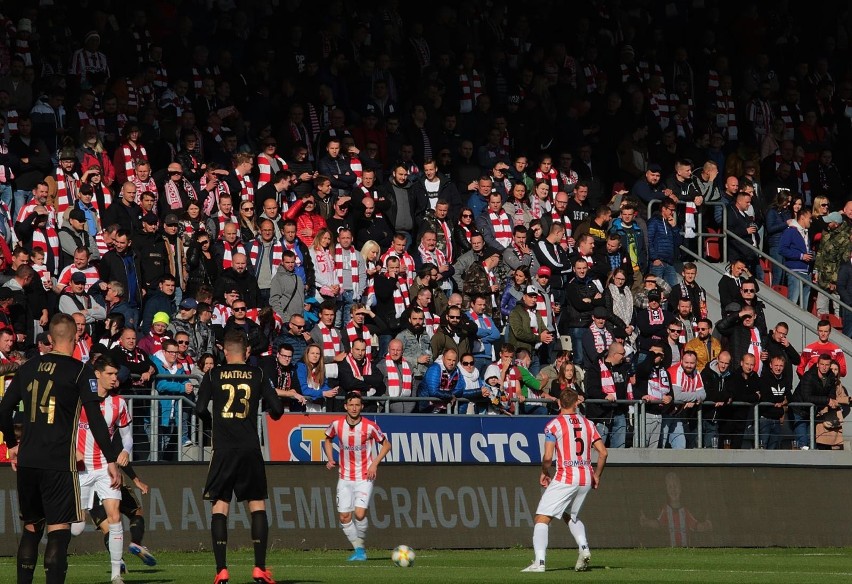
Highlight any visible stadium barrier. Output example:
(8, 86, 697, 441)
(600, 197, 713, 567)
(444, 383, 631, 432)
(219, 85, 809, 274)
(2, 463, 849, 553)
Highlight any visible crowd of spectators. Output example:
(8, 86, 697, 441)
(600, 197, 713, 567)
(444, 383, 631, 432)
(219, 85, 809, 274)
(0, 1, 849, 459)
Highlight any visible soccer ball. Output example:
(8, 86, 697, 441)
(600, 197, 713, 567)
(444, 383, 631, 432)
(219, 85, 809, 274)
(391, 545, 416, 567)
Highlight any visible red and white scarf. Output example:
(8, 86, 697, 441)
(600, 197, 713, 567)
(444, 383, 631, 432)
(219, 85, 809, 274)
(648, 307, 665, 325)
(334, 245, 360, 295)
(216, 212, 238, 237)
(422, 307, 440, 337)
(530, 196, 549, 220)
(220, 240, 246, 269)
(458, 222, 475, 244)
(714, 89, 738, 140)
(317, 323, 342, 359)
(535, 167, 559, 197)
(248, 238, 283, 274)
(256, 153, 288, 188)
(550, 208, 573, 238)
(345, 321, 372, 357)
(381, 249, 416, 286)
(90, 184, 113, 212)
(527, 308, 540, 340)
(55, 168, 79, 220)
(536, 293, 551, 328)
(600, 360, 616, 395)
(349, 156, 363, 186)
(121, 143, 147, 180)
(436, 219, 453, 262)
(393, 275, 410, 317)
(590, 324, 613, 354)
(132, 177, 157, 204)
(345, 353, 372, 381)
(33, 227, 60, 275)
(684, 202, 698, 238)
(283, 239, 303, 268)
(647, 367, 671, 401)
(458, 68, 483, 114)
(498, 363, 521, 403)
(489, 209, 512, 247)
(418, 245, 447, 267)
(385, 357, 413, 397)
(670, 364, 705, 394)
(648, 89, 671, 127)
(747, 327, 764, 375)
(163, 178, 197, 210)
(236, 171, 254, 203)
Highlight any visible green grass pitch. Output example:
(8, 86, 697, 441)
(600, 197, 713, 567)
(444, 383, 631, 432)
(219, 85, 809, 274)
(2, 547, 850, 583)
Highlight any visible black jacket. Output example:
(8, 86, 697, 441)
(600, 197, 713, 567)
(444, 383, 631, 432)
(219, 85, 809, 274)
(758, 369, 792, 420)
(133, 231, 168, 289)
(716, 313, 764, 367)
(213, 267, 261, 308)
(101, 200, 142, 233)
(98, 248, 143, 308)
(794, 366, 836, 413)
(222, 317, 268, 356)
(409, 175, 463, 223)
(563, 276, 605, 329)
(584, 359, 631, 421)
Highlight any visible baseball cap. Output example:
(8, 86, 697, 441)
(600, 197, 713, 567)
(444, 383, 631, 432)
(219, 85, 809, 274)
(825, 211, 843, 224)
(163, 213, 180, 226)
(71, 272, 87, 284)
(179, 298, 198, 310)
(593, 306, 608, 318)
(68, 208, 87, 223)
(142, 211, 159, 225)
(537, 266, 552, 278)
(524, 285, 538, 296)
(647, 289, 661, 301)
(648, 163, 662, 173)
(152, 312, 170, 325)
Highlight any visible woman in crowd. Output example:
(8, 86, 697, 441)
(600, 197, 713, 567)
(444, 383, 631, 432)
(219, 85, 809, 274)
(605, 267, 636, 344)
(503, 182, 533, 227)
(297, 344, 338, 412)
(765, 190, 794, 286)
(815, 360, 850, 450)
(501, 267, 530, 320)
(180, 200, 208, 247)
(238, 198, 259, 242)
(360, 240, 381, 308)
(454, 206, 477, 256)
(547, 361, 584, 413)
(310, 228, 338, 302)
(186, 231, 219, 297)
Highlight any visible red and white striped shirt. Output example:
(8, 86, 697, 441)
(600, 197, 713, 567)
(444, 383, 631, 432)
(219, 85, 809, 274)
(325, 417, 385, 480)
(77, 394, 131, 471)
(57, 265, 100, 290)
(543, 413, 600, 486)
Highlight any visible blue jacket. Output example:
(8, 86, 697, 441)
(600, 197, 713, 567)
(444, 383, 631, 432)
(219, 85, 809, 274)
(296, 362, 331, 404)
(609, 217, 648, 271)
(153, 356, 188, 427)
(468, 310, 501, 359)
(139, 290, 176, 335)
(646, 215, 681, 265)
(418, 361, 465, 412)
(779, 225, 811, 271)
(764, 208, 791, 249)
(466, 192, 487, 218)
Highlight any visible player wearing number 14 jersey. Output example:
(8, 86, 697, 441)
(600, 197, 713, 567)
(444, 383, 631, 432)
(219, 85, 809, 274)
(522, 389, 607, 574)
(196, 330, 285, 584)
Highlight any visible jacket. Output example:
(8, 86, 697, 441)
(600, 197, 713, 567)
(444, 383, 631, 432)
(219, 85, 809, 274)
(584, 359, 631, 421)
(564, 276, 605, 329)
(222, 317, 268, 357)
(794, 365, 836, 413)
(411, 175, 462, 223)
(683, 336, 722, 371)
(417, 358, 466, 412)
(269, 269, 305, 322)
(716, 313, 765, 367)
(213, 267, 261, 308)
(98, 248, 143, 308)
(609, 217, 648, 272)
(376, 179, 420, 235)
(153, 354, 188, 427)
(396, 326, 432, 378)
(779, 223, 811, 271)
(507, 303, 547, 353)
(430, 321, 472, 361)
(700, 360, 732, 421)
(138, 290, 176, 334)
(646, 214, 682, 265)
(468, 310, 501, 359)
(764, 207, 791, 249)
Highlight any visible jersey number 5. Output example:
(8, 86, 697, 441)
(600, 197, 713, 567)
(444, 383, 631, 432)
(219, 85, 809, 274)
(27, 379, 55, 424)
(572, 424, 585, 457)
(221, 383, 251, 419)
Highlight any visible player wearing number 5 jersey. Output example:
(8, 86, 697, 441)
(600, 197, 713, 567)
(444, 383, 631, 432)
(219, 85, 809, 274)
(196, 330, 285, 584)
(0, 314, 121, 584)
(522, 388, 607, 574)
(324, 391, 392, 562)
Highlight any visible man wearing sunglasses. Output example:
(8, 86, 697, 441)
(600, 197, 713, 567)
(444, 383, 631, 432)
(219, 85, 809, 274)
(717, 305, 767, 376)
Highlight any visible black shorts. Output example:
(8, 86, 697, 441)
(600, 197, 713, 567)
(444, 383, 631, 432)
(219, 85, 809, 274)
(90, 485, 142, 527)
(203, 449, 267, 503)
(18, 467, 83, 526)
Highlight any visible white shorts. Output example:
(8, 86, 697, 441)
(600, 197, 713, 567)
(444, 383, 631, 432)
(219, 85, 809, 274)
(535, 481, 591, 520)
(336, 479, 373, 513)
(78, 468, 121, 510)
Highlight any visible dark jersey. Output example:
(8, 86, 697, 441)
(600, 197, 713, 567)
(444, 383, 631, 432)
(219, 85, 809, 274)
(196, 363, 284, 451)
(0, 353, 114, 471)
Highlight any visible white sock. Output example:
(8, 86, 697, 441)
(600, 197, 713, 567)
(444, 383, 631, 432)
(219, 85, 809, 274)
(341, 521, 363, 549)
(108, 522, 124, 578)
(568, 518, 588, 550)
(354, 517, 368, 542)
(533, 523, 548, 563)
(70, 521, 86, 537)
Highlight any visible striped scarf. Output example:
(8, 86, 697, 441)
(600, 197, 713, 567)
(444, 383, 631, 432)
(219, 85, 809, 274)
(131, 27, 151, 63)
(132, 177, 157, 204)
(535, 293, 550, 328)
(256, 153, 288, 188)
(216, 213, 238, 237)
(669, 93, 695, 119)
(220, 240, 245, 269)
(283, 239, 303, 269)
(527, 308, 539, 337)
(677, 317, 699, 345)
(498, 363, 521, 403)
(90, 184, 112, 212)
(385, 357, 413, 397)
(153, 63, 168, 92)
(779, 104, 801, 141)
(349, 156, 363, 186)
(457, 222, 474, 245)
(248, 238, 283, 276)
(393, 275, 410, 317)
(435, 219, 453, 262)
(714, 89, 738, 140)
(334, 245, 360, 295)
(535, 168, 559, 197)
(76, 104, 96, 129)
(684, 202, 698, 238)
(551, 208, 573, 240)
(55, 168, 79, 221)
(163, 178, 196, 210)
(122, 143, 147, 180)
(582, 63, 599, 93)
(317, 323, 342, 359)
(33, 227, 60, 275)
(672, 115, 693, 141)
(200, 175, 231, 215)
(345, 354, 372, 380)
(95, 231, 109, 257)
(458, 68, 483, 114)
(706, 69, 719, 92)
(648, 89, 671, 127)
(125, 79, 139, 112)
(4, 109, 18, 136)
(590, 324, 613, 354)
(489, 210, 512, 247)
(236, 171, 254, 203)
(647, 367, 671, 401)
(638, 60, 664, 83)
(191, 65, 220, 92)
(32, 262, 52, 291)
(422, 307, 439, 336)
(600, 360, 616, 395)
(14, 37, 31, 66)
(670, 364, 704, 394)
(345, 321, 372, 357)
(381, 249, 416, 285)
(747, 327, 764, 375)
(418, 244, 447, 267)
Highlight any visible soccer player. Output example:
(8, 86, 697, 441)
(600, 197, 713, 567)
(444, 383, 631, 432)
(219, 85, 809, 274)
(195, 330, 285, 584)
(522, 388, 607, 574)
(0, 314, 121, 584)
(71, 355, 132, 584)
(324, 391, 392, 561)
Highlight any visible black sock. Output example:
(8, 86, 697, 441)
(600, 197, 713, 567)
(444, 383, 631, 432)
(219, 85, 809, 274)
(211, 513, 228, 572)
(44, 529, 72, 584)
(129, 515, 145, 545)
(251, 511, 268, 570)
(17, 524, 42, 584)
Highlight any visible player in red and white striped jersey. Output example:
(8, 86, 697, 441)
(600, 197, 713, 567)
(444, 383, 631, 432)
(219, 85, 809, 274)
(72, 356, 133, 582)
(522, 389, 607, 574)
(324, 391, 392, 562)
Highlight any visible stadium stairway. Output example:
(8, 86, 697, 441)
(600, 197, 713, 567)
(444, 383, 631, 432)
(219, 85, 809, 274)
(689, 252, 852, 446)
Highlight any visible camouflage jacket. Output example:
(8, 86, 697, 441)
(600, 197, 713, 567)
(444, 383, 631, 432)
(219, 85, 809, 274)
(815, 223, 851, 286)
